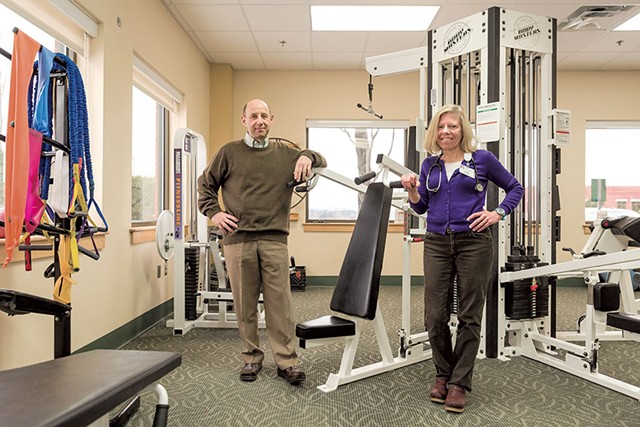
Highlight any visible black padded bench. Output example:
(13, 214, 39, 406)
(296, 182, 392, 348)
(600, 216, 640, 244)
(296, 315, 356, 347)
(0, 349, 181, 427)
(607, 312, 640, 335)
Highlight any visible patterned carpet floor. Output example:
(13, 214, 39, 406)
(117, 286, 640, 427)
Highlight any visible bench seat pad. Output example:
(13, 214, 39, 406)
(607, 312, 640, 334)
(0, 349, 181, 427)
(296, 315, 355, 340)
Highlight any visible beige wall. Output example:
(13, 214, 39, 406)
(0, 0, 210, 370)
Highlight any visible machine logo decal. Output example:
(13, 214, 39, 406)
(512, 16, 541, 48)
(444, 21, 472, 55)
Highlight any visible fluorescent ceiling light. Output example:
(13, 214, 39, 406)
(613, 12, 640, 31)
(311, 5, 439, 31)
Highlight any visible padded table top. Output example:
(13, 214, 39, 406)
(0, 349, 181, 427)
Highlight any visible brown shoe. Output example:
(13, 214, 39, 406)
(239, 363, 262, 382)
(444, 385, 466, 413)
(430, 377, 448, 403)
(277, 366, 306, 385)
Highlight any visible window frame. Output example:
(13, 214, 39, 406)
(130, 85, 170, 227)
(305, 119, 409, 223)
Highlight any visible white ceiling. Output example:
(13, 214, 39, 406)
(161, 0, 640, 71)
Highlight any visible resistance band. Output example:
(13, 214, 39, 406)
(3, 29, 40, 267)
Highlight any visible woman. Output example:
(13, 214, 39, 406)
(401, 104, 524, 413)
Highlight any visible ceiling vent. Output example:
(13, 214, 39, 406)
(558, 5, 637, 31)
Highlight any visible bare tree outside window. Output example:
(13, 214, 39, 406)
(307, 120, 407, 222)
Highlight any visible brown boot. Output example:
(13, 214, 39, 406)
(429, 377, 448, 403)
(444, 385, 466, 413)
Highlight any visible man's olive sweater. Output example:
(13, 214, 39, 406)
(197, 139, 326, 245)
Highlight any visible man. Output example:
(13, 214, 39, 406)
(197, 99, 326, 385)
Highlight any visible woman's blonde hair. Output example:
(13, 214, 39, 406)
(424, 104, 478, 154)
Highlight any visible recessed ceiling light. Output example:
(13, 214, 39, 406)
(310, 5, 439, 31)
(613, 12, 640, 31)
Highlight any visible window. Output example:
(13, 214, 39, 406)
(131, 86, 168, 224)
(585, 122, 640, 221)
(0, 3, 72, 210)
(306, 120, 408, 222)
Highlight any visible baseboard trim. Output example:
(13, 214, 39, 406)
(306, 275, 423, 287)
(75, 299, 173, 353)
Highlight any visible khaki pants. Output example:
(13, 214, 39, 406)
(224, 240, 299, 369)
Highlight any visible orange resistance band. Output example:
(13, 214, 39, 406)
(3, 30, 40, 267)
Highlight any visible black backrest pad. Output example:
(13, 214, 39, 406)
(602, 216, 640, 244)
(329, 183, 392, 320)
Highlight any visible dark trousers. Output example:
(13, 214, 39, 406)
(423, 228, 493, 391)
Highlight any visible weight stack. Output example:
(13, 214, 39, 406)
(505, 277, 549, 320)
(184, 247, 199, 320)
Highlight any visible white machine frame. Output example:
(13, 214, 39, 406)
(160, 128, 264, 336)
(304, 155, 434, 392)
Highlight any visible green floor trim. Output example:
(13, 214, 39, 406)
(306, 275, 423, 287)
(75, 299, 173, 353)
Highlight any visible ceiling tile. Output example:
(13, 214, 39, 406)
(557, 30, 603, 52)
(197, 31, 257, 52)
(174, 4, 248, 31)
(312, 32, 369, 52)
(312, 52, 365, 70)
(365, 32, 426, 55)
(580, 32, 640, 52)
(242, 5, 310, 31)
(210, 52, 265, 70)
(599, 55, 640, 70)
(239, 0, 308, 3)
(262, 52, 313, 70)
(169, 0, 239, 4)
(558, 51, 623, 71)
(253, 32, 310, 52)
(163, 1, 640, 71)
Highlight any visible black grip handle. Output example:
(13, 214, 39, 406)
(354, 171, 376, 185)
(388, 181, 403, 189)
(78, 245, 100, 261)
(152, 404, 169, 427)
(286, 179, 304, 188)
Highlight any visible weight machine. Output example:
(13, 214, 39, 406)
(425, 7, 640, 400)
(156, 128, 264, 336)
(297, 155, 433, 392)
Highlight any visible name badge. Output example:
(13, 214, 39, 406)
(459, 164, 476, 179)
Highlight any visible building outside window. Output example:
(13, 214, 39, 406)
(585, 122, 640, 221)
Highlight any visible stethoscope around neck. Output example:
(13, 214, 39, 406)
(426, 152, 483, 193)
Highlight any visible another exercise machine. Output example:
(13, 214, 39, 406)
(296, 155, 432, 392)
(157, 129, 264, 335)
